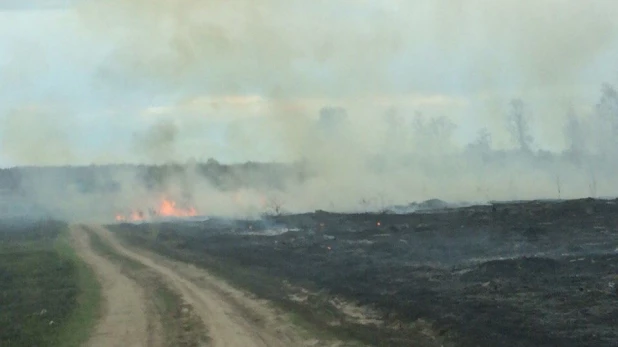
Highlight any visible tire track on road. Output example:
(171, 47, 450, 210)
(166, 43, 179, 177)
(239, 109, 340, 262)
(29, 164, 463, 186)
(88, 224, 339, 347)
(70, 225, 158, 347)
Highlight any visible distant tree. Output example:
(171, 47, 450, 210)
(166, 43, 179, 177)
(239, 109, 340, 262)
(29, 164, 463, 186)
(466, 128, 493, 198)
(317, 106, 349, 147)
(383, 107, 406, 151)
(265, 196, 284, 216)
(429, 116, 456, 139)
(555, 174, 562, 199)
(563, 107, 586, 165)
(467, 128, 492, 157)
(412, 113, 457, 153)
(588, 171, 598, 198)
(595, 83, 618, 155)
(596, 83, 618, 128)
(384, 107, 401, 126)
(318, 106, 348, 131)
(507, 99, 533, 152)
(359, 197, 372, 212)
(206, 158, 220, 167)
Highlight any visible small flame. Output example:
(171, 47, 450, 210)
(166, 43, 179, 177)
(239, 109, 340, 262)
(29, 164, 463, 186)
(157, 198, 197, 217)
(115, 210, 146, 222)
(115, 197, 197, 222)
(132, 210, 145, 220)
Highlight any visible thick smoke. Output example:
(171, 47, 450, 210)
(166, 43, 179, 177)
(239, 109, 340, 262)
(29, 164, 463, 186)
(1, 1, 618, 221)
(0, 105, 75, 165)
(133, 119, 179, 163)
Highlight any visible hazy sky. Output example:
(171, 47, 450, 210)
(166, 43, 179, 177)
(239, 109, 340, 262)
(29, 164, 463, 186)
(1, 0, 618, 166)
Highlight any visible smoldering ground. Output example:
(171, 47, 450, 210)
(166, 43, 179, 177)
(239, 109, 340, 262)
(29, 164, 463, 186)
(1, 1, 618, 221)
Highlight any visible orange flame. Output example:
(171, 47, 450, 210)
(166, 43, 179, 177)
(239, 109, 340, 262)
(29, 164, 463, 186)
(115, 210, 146, 222)
(115, 197, 197, 222)
(157, 198, 197, 217)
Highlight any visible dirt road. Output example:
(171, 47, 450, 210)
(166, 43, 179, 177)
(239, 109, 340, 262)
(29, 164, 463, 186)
(70, 226, 156, 347)
(75, 225, 338, 347)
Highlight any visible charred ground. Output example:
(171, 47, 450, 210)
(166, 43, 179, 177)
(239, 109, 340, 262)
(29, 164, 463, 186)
(110, 198, 618, 347)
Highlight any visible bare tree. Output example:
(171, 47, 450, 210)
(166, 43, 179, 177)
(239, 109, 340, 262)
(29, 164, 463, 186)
(428, 116, 457, 138)
(596, 83, 618, 129)
(377, 193, 389, 213)
(412, 113, 457, 153)
(318, 106, 348, 133)
(588, 171, 598, 198)
(265, 196, 284, 216)
(359, 197, 372, 213)
(383, 107, 406, 152)
(507, 99, 533, 152)
(555, 174, 562, 199)
(564, 107, 586, 165)
(467, 128, 492, 157)
(508, 175, 517, 200)
(595, 83, 618, 155)
(465, 128, 493, 198)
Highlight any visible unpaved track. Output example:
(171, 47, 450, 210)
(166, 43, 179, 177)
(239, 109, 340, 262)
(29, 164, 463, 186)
(87, 225, 335, 347)
(70, 226, 154, 347)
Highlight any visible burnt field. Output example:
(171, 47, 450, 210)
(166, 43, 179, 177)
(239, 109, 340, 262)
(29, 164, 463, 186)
(111, 198, 618, 347)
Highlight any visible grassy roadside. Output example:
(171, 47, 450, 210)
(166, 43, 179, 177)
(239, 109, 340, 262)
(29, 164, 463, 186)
(0, 220, 101, 347)
(85, 228, 210, 347)
(53, 228, 102, 347)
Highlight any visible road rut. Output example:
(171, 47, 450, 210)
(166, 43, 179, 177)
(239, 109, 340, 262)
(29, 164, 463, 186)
(86, 225, 336, 347)
(70, 225, 155, 347)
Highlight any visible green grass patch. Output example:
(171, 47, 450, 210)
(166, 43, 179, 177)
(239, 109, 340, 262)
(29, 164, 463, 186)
(0, 220, 101, 347)
(53, 229, 102, 347)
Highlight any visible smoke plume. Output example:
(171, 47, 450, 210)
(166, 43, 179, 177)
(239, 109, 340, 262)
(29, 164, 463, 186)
(1, 1, 618, 221)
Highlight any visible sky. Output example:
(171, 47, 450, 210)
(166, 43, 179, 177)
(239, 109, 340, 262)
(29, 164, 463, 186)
(1, 0, 618, 167)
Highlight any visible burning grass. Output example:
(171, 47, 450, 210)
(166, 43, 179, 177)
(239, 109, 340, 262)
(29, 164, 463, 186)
(109, 198, 618, 347)
(115, 197, 198, 222)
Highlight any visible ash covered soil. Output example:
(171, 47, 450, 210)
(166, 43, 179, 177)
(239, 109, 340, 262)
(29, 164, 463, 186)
(111, 198, 618, 347)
